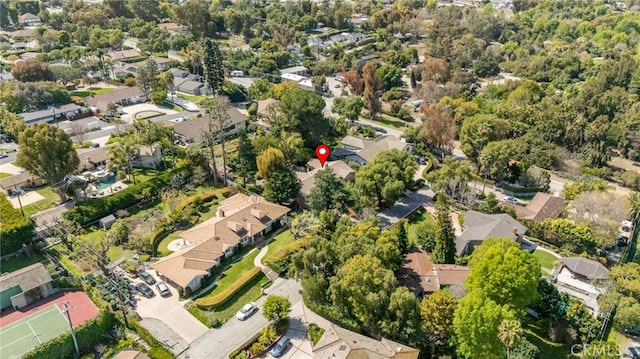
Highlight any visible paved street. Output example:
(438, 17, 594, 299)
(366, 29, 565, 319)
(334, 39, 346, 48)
(180, 278, 302, 359)
(377, 187, 434, 228)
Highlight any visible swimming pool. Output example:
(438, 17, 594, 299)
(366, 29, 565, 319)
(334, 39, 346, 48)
(95, 173, 117, 190)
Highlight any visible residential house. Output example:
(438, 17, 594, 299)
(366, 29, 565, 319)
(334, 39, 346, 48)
(281, 73, 308, 84)
(0, 171, 44, 194)
(169, 68, 204, 83)
(256, 98, 280, 130)
(554, 257, 610, 314)
(397, 249, 471, 298)
(350, 13, 370, 28)
(77, 147, 110, 172)
(514, 192, 565, 223)
(7, 29, 35, 40)
(335, 135, 412, 165)
(358, 54, 381, 65)
(329, 32, 368, 44)
(131, 144, 163, 169)
(111, 63, 139, 79)
(10, 41, 38, 51)
(163, 109, 247, 144)
(17, 13, 42, 26)
(157, 23, 189, 36)
(174, 77, 212, 96)
(297, 159, 355, 196)
(19, 104, 83, 126)
(105, 49, 142, 62)
(151, 193, 290, 291)
(313, 324, 420, 359)
(455, 210, 528, 256)
(307, 37, 324, 49)
(279, 66, 309, 77)
(153, 57, 171, 71)
(85, 87, 147, 113)
(0, 263, 54, 310)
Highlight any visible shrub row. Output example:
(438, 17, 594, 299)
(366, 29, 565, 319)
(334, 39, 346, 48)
(64, 170, 184, 224)
(220, 186, 234, 198)
(195, 267, 262, 310)
(176, 192, 218, 212)
(129, 318, 175, 359)
(150, 228, 171, 256)
(24, 309, 120, 359)
(0, 195, 35, 253)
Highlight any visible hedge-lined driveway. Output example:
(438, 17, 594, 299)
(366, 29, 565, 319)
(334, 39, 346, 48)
(180, 278, 302, 359)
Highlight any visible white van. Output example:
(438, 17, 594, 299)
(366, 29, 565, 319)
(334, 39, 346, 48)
(231, 70, 244, 77)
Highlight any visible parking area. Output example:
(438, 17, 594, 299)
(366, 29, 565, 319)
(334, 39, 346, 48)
(257, 302, 317, 359)
(133, 271, 208, 347)
(119, 104, 178, 123)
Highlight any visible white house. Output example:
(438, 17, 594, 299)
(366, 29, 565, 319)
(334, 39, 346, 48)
(19, 104, 83, 126)
(17, 13, 42, 26)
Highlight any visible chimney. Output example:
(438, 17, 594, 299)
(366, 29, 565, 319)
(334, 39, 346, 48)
(512, 227, 520, 242)
(216, 208, 225, 218)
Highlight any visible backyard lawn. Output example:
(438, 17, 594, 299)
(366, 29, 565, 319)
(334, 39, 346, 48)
(263, 230, 294, 264)
(23, 187, 60, 216)
(523, 321, 570, 358)
(406, 210, 435, 237)
(533, 249, 560, 270)
(0, 172, 12, 179)
(0, 252, 46, 272)
(71, 88, 116, 98)
(177, 93, 207, 103)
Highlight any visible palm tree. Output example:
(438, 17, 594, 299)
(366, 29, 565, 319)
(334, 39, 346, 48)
(498, 319, 523, 359)
(108, 141, 139, 184)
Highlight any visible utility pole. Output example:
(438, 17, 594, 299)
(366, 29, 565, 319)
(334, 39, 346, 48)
(112, 271, 130, 328)
(63, 303, 80, 356)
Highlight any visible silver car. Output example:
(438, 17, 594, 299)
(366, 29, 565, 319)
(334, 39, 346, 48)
(503, 196, 519, 205)
(235, 302, 257, 320)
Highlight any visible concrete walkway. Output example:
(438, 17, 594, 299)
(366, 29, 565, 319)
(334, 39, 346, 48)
(254, 244, 269, 269)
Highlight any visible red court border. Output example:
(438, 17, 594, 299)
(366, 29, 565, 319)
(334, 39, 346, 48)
(0, 290, 99, 329)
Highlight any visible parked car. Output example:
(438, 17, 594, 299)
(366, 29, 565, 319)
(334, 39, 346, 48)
(618, 234, 630, 247)
(503, 196, 519, 205)
(627, 346, 640, 358)
(139, 272, 156, 285)
(270, 336, 291, 358)
(235, 302, 257, 320)
(0, 152, 8, 159)
(135, 283, 154, 298)
(156, 282, 171, 297)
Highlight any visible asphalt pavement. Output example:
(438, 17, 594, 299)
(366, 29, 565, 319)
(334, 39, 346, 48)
(180, 278, 302, 359)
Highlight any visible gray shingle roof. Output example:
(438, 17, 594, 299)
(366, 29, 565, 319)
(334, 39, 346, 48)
(0, 263, 52, 293)
(456, 210, 528, 256)
(562, 257, 610, 280)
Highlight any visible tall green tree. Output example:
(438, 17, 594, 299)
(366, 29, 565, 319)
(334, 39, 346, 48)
(380, 286, 423, 346)
(256, 147, 285, 179)
(136, 58, 157, 99)
(202, 96, 232, 183)
(421, 290, 457, 356)
(130, 119, 171, 171)
(234, 130, 257, 187)
(354, 149, 417, 208)
(306, 168, 353, 213)
(453, 291, 516, 359)
(332, 96, 364, 122)
(262, 295, 291, 322)
(329, 254, 397, 334)
(17, 123, 79, 202)
(466, 239, 541, 310)
(203, 38, 225, 94)
(263, 167, 301, 205)
(107, 140, 139, 184)
(432, 196, 456, 264)
(0, 108, 26, 142)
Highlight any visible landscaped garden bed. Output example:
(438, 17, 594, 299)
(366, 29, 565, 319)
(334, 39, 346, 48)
(228, 319, 289, 359)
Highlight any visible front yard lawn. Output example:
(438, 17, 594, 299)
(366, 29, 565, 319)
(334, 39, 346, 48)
(186, 274, 269, 326)
(263, 230, 294, 264)
(197, 249, 260, 299)
(23, 187, 60, 216)
(71, 88, 115, 98)
(0, 172, 12, 179)
(0, 252, 46, 272)
(533, 249, 560, 270)
(523, 320, 570, 358)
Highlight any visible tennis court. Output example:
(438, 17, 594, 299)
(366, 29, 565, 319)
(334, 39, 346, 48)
(0, 305, 70, 359)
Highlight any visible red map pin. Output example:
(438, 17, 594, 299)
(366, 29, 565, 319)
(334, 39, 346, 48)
(315, 144, 330, 167)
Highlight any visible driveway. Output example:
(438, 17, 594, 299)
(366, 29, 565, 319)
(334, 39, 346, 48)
(377, 187, 434, 228)
(135, 273, 208, 351)
(180, 278, 303, 359)
(120, 104, 178, 123)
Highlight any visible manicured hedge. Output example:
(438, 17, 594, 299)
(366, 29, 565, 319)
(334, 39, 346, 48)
(0, 195, 35, 253)
(195, 267, 262, 310)
(264, 240, 307, 275)
(220, 187, 233, 198)
(24, 309, 120, 359)
(64, 170, 184, 224)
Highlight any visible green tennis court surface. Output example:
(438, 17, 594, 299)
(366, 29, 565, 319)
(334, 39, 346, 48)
(0, 305, 70, 359)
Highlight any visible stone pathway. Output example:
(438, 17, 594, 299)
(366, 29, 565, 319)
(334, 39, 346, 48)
(254, 240, 279, 281)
